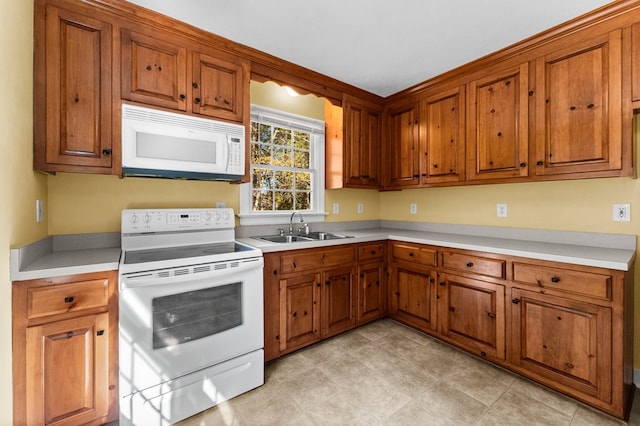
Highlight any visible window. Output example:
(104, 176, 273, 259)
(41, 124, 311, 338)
(238, 105, 325, 225)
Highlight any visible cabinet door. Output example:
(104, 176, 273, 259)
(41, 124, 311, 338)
(343, 96, 382, 188)
(467, 63, 529, 180)
(25, 313, 109, 426)
(279, 273, 321, 352)
(322, 267, 356, 336)
(389, 263, 437, 332)
(121, 28, 187, 111)
(357, 261, 385, 324)
(422, 87, 465, 184)
(385, 103, 420, 188)
(192, 52, 248, 122)
(535, 30, 623, 176)
(511, 288, 612, 401)
(40, 5, 113, 171)
(439, 274, 505, 359)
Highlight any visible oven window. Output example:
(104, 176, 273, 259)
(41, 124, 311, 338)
(152, 282, 243, 349)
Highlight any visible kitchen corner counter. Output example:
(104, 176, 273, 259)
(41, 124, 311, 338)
(10, 233, 121, 281)
(239, 224, 636, 271)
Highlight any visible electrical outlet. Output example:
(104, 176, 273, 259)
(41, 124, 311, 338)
(613, 204, 630, 222)
(36, 199, 43, 223)
(332, 203, 340, 214)
(357, 203, 364, 214)
(410, 203, 417, 214)
(497, 203, 508, 218)
(215, 201, 226, 208)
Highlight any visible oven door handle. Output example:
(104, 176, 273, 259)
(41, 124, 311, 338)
(120, 257, 263, 290)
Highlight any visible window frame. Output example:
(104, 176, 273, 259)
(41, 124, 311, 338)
(238, 105, 326, 226)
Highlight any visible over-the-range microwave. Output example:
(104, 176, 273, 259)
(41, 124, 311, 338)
(121, 103, 245, 181)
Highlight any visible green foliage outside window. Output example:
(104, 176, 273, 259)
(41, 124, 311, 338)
(250, 122, 312, 211)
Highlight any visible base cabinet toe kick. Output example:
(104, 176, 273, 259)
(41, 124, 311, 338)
(264, 240, 634, 420)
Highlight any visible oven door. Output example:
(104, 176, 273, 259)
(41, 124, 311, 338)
(118, 256, 263, 397)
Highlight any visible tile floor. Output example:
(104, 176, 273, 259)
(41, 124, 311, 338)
(178, 319, 640, 425)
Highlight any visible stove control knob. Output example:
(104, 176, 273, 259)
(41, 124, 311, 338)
(223, 211, 231, 222)
(130, 214, 138, 224)
(143, 214, 151, 223)
(215, 211, 221, 222)
(204, 212, 212, 222)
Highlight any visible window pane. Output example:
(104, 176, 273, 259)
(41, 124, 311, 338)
(273, 147, 292, 167)
(252, 190, 273, 211)
(251, 143, 272, 165)
(252, 168, 273, 189)
(274, 170, 294, 190)
(259, 124, 272, 143)
(275, 192, 294, 210)
(274, 127, 292, 146)
(295, 172, 311, 190)
(295, 192, 311, 210)
(294, 149, 309, 169)
(250, 122, 259, 142)
(293, 131, 310, 150)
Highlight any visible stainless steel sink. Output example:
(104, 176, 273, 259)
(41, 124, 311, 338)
(306, 231, 354, 240)
(254, 232, 354, 243)
(256, 234, 314, 243)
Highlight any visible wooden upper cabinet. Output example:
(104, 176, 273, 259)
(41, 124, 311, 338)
(121, 27, 248, 123)
(35, 3, 114, 173)
(192, 52, 248, 122)
(535, 30, 624, 177)
(385, 102, 421, 188)
(632, 23, 640, 104)
(343, 95, 383, 188)
(467, 63, 529, 181)
(121, 29, 187, 111)
(422, 87, 466, 185)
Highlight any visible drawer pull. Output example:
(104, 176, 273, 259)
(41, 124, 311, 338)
(370, 251, 377, 255)
(64, 296, 74, 303)
(409, 252, 414, 257)
(96, 329, 105, 336)
(466, 262, 474, 267)
(550, 277, 560, 283)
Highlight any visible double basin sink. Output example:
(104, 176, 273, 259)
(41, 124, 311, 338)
(255, 231, 354, 244)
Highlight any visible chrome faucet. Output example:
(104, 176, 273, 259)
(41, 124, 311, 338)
(289, 211, 308, 235)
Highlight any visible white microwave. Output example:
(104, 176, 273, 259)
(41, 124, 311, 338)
(121, 104, 245, 181)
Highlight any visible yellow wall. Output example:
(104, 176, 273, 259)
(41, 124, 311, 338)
(2, 0, 49, 422)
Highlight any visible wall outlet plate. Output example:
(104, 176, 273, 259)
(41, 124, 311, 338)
(36, 199, 43, 223)
(332, 203, 340, 214)
(613, 204, 630, 222)
(410, 203, 417, 214)
(497, 203, 508, 218)
(357, 203, 364, 214)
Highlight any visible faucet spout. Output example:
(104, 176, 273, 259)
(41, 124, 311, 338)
(289, 211, 306, 234)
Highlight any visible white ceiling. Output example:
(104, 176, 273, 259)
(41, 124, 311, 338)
(126, 0, 613, 97)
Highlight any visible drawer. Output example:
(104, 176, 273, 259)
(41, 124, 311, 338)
(513, 263, 611, 300)
(442, 252, 505, 278)
(391, 242, 437, 266)
(281, 246, 356, 274)
(358, 243, 384, 261)
(27, 279, 110, 319)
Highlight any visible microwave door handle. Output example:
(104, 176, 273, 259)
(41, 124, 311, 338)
(222, 136, 230, 172)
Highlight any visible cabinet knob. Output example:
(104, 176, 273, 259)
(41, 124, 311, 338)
(587, 103, 595, 109)
(439, 282, 446, 286)
(512, 298, 520, 304)
(194, 97, 201, 104)
(520, 162, 526, 168)
(536, 161, 544, 166)
(101, 149, 112, 156)
(449, 306, 456, 312)
(292, 311, 297, 317)
(96, 329, 105, 336)
(413, 174, 420, 178)
(326, 280, 331, 286)
(550, 276, 560, 283)
(192, 82, 199, 88)
(64, 296, 74, 303)
(179, 94, 186, 100)
(466, 262, 474, 268)
(569, 106, 576, 110)
(487, 312, 496, 318)
(409, 252, 414, 257)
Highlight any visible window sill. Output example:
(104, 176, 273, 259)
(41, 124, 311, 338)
(237, 212, 328, 226)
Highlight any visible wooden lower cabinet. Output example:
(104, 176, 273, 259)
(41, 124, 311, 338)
(13, 270, 118, 426)
(279, 272, 321, 352)
(322, 266, 356, 336)
(510, 288, 613, 404)
(357, 261, 385, 323)
(388, 262, 437, 332)
(438, 273, 505, 360)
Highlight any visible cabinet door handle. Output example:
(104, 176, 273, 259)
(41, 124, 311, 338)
(449, 306, 456, 312)
(96, 329, 105, 336)
(409, 252, 414, 257)
(292, 311, 297, 317)
(101, 149, 111, 156)
(536, 161, 544, 166)
(64, 296, 74, 303)
(466, 262, 474, 267)
(487, 312, 496, 319)
(550, 277, 560, 283)
(512, 298, 520, 304)
(520, 162, 526, 168)
(376, 281, 380, 286)
(192, 82, 199, 88)
(179, 94, 186, 100)
(439, 282, 446, 286)
(194, 97, 201, 103)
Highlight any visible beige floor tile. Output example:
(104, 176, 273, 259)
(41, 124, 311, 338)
(477, 384, 573, 426)
(278, 367, 345, 410)
(444, 355, 516, 406)
(354, 319, 395, 341)
(265, 351, 315, 382)
(509, 378, 579, 418)
(305, 390, 382, 425)
(410, 381, 489, 424)
(327, 328, 374, 352)
(406, 340, 472, 379)
(340, 370, 413, 421)
(570, 405, 626, 426)
(316, 352, 379, 387)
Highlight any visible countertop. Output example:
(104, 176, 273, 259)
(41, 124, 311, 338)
(10, 224, 636, 281)
(239, 226, 636, 271)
